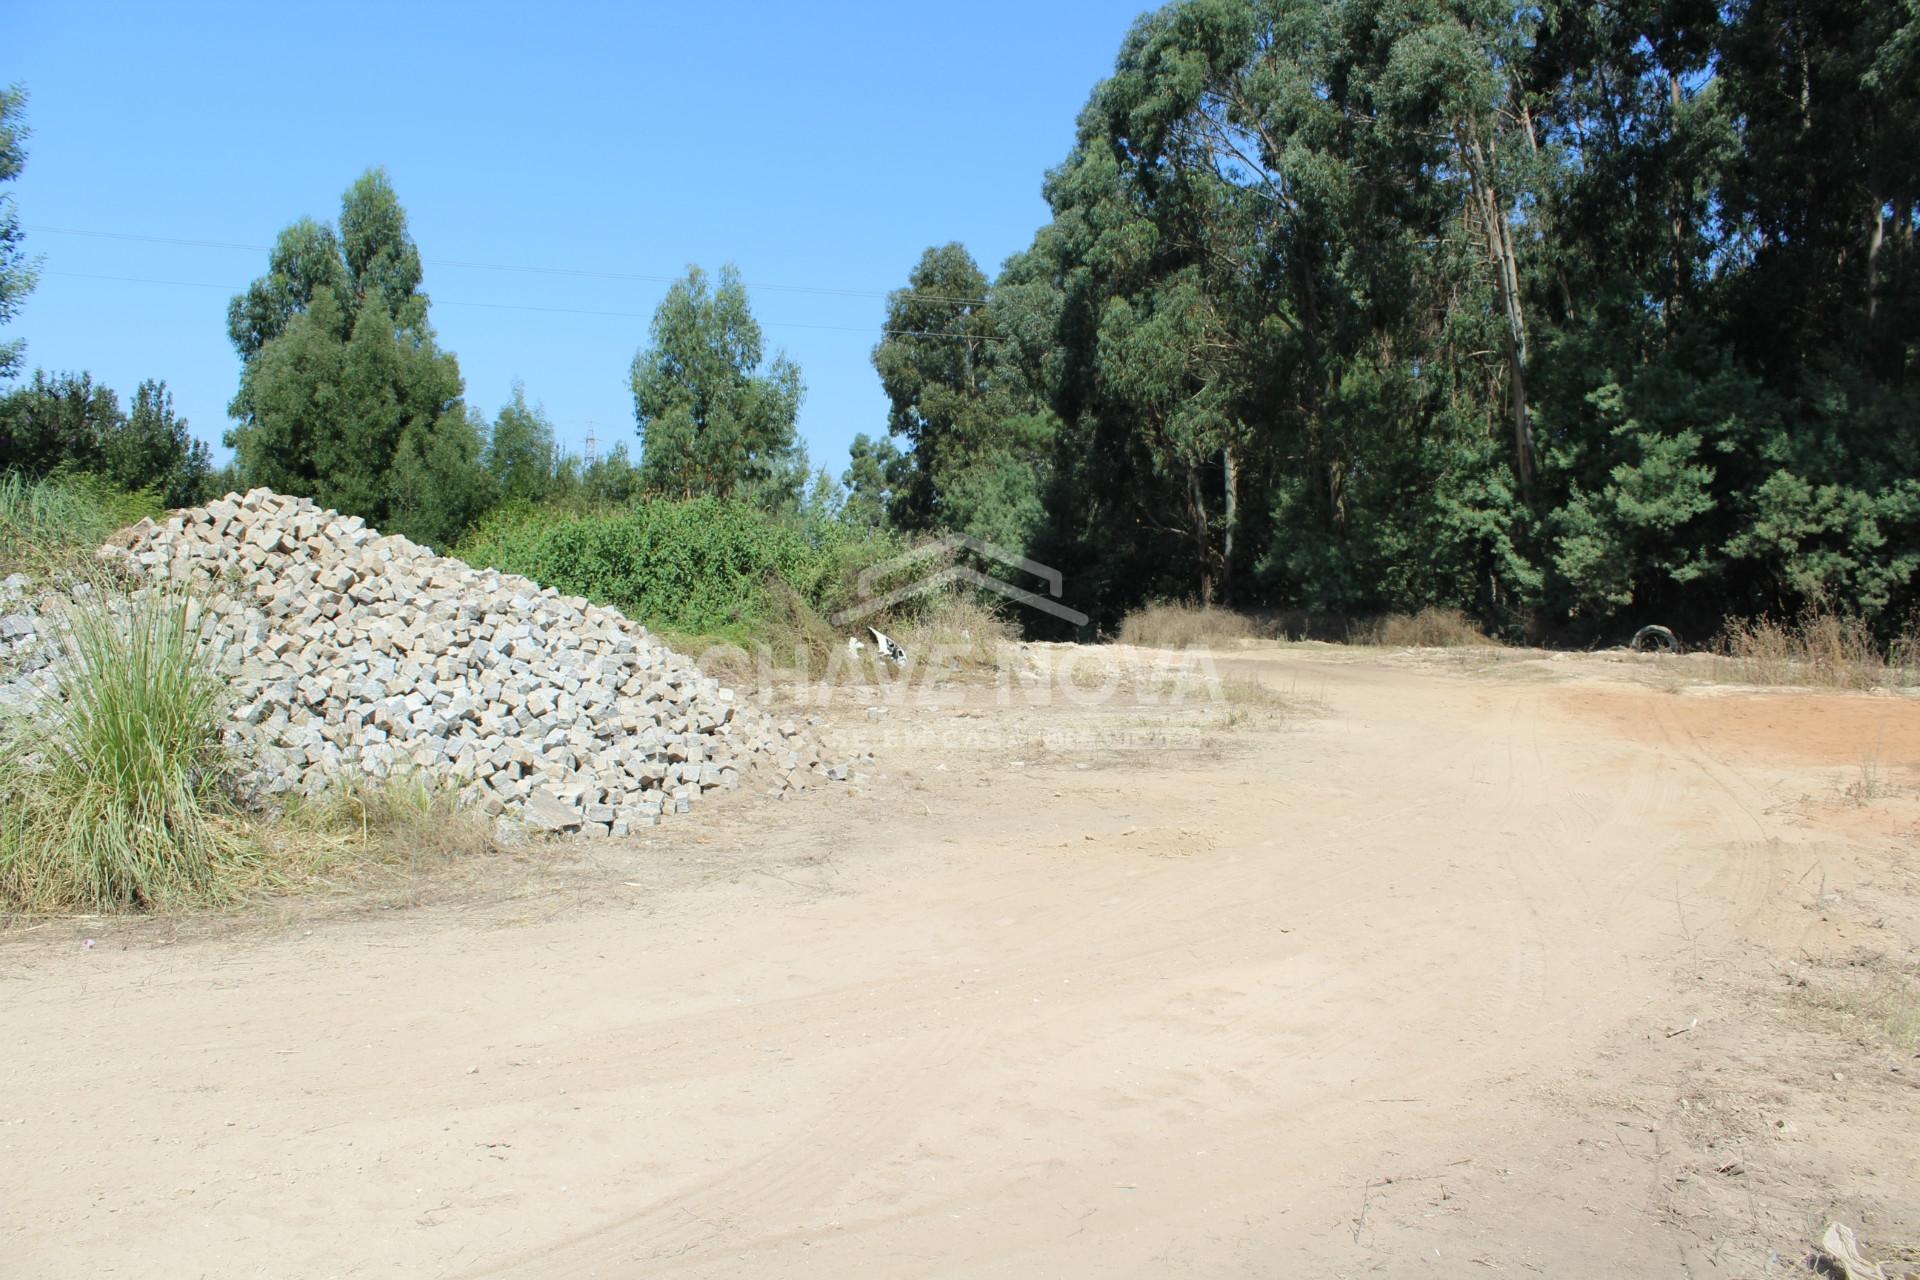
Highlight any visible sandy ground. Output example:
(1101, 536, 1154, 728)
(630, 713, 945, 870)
(4, 642, 1918, 1278)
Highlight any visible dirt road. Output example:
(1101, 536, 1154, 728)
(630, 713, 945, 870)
(6, 644, 1917, 1276)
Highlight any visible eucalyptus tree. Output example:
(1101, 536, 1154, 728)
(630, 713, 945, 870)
(871, 243, 1056, 551)
(485, 383, 559, 504)
(997, 0, 1553, 611)
(629, 264, 805, 508)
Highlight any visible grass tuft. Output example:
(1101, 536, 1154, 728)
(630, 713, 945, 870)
(1215, 675, 1293, 708)
(0, 589, 256, 912)
(268, 773, 500, 879)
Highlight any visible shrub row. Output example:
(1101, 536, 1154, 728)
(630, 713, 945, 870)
(454, 497, 911, 646)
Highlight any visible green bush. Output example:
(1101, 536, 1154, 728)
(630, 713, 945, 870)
(455, 496, 909, 646)
(0, 590, 253, 912)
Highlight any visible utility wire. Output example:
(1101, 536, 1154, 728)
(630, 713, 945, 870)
(40, 269, 1005, 341)
(27, 224, 996, 308)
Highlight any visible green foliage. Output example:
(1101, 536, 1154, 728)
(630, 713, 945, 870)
(226, 170, 478, 537)
(1, 471, 101, 571)
(840, 432, 908, 528)
(1551, 382, 1719, 613)
(0, 371, 211, 507)
(939, 0, 1920, 639)
(578, 442, 641, 506)
(0, 84, 37, 381)
(936, 443, 1051, 554)
(110, 382, 212, 507)
(1727, 470, 1920, 618)
(387, 405, 496, 550)
(0, 369, 123, 478)
(0, 590, 252, 912)
(456, 496, 904, 645)
(0, 471, 162, 576)
(630, 265, 806, 508)
(225, 217, 351, 367)
(870, 243, 1056, 552)
(484, 382, 558, 503)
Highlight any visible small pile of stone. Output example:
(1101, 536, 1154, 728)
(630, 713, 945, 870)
(0, 574, 47, 714)
(4, 489, 853, 836)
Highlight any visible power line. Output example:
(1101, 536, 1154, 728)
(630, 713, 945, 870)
(44, 269, 230, 291)
(39, 269, 1005, 341)
(26, 223, 996, 308)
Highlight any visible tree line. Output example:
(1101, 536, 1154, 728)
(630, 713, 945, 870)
(2, 110, 816, 551)
(866, 0, 1919, 639)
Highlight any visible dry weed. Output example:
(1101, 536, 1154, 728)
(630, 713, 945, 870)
(1842, 757, 1892, 806)
(899, 595, 1018, 669)
(1715, 607, 1917, 690)
(263, 774, 500, 886)
(1216, 676, 1292, 708)
(1117, 602, 1261, 649)
(1791, 951, 1920, 1053)
(1352, 607, 1494, 648)
(1129, 671, 1303, 723)
(1215, 678, 1293, 727)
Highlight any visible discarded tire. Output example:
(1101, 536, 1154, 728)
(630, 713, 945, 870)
(1630, 624, 1679, 654)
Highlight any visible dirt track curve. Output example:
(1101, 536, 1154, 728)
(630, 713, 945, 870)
(6, 644, 1917, 1276)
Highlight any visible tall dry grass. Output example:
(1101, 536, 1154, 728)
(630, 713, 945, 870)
(898, 593, 1018, 667)
(1117, 602, 1260, 649)
(689, 582, 1019, 685)
(1715, 607, 1918, 690)
(1115, 601, 1502, 650)
(0, 589, 257, 912)
(1351, 607, 1494, 648)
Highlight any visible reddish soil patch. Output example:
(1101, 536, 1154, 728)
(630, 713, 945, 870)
(1550, 682, 1920, 771)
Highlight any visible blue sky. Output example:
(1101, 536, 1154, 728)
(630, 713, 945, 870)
(5, 0, 1149, 473)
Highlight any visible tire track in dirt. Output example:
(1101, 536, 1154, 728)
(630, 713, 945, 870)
(469, 1020, 995, 1275)
(478, 677, 1752, 1278)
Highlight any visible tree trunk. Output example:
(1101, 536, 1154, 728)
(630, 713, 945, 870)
(1221, 445, 1239, 601)
(1896, 196, 1914, 386)
(1189, 467, 1213, 606)
(1461, 125, 1536, 499)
